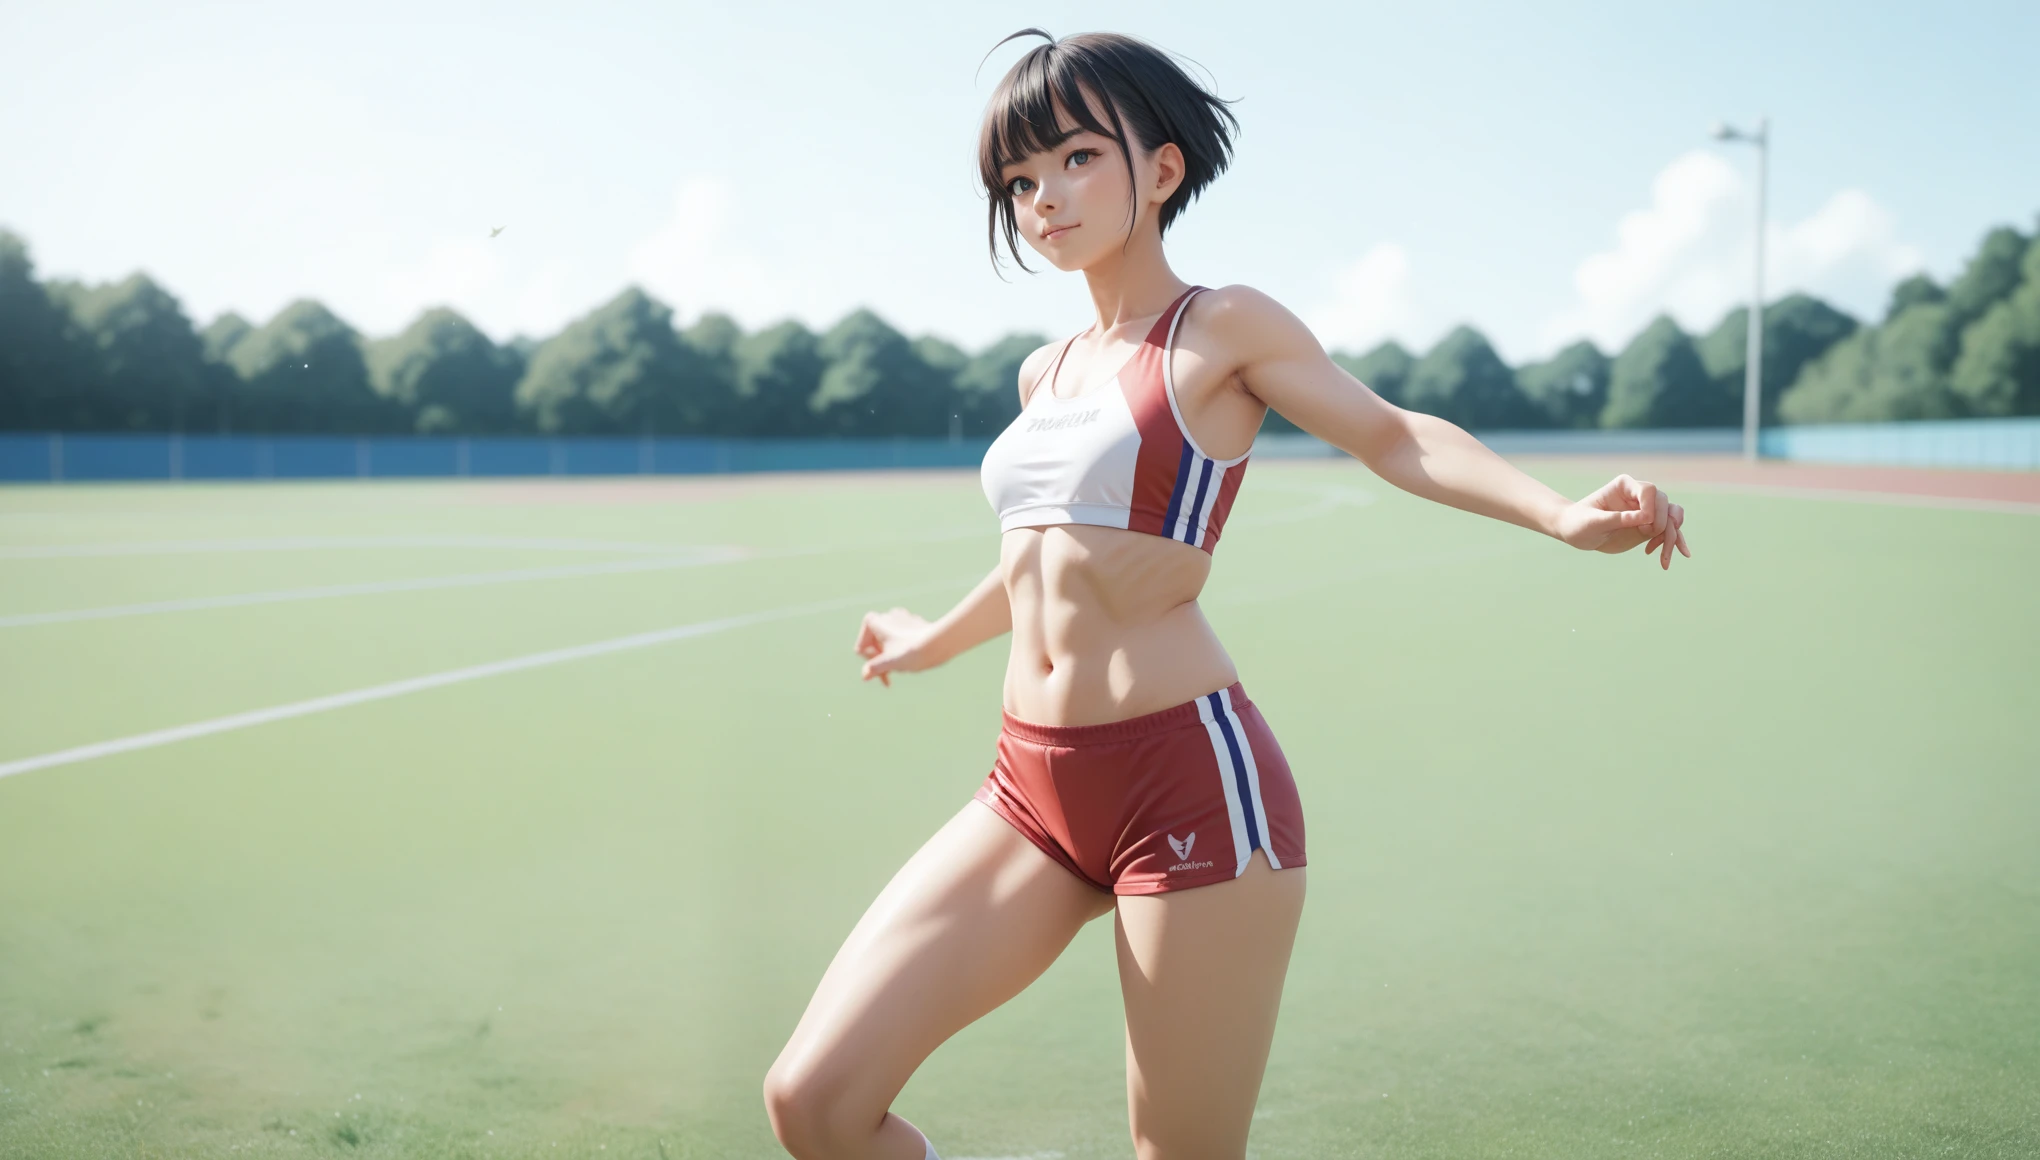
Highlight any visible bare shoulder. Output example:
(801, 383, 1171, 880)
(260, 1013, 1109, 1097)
(1182, 284, 1322, 362)
(1015, 338, 1067, 406)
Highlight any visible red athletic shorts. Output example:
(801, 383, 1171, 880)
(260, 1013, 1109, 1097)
(973, 682, 1307, 896)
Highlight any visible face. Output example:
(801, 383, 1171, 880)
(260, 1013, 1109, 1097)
(998, 104, 1185, 273)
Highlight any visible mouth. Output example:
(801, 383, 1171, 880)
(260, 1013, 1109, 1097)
(1041, 223, 1079, 241)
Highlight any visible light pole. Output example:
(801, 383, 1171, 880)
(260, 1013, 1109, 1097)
(1713, 117, 1768, 461)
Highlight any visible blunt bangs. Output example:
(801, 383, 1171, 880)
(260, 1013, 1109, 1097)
(978, 30, 1239, 271)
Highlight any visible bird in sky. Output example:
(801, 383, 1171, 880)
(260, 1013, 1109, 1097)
(489, 226, 506, 239)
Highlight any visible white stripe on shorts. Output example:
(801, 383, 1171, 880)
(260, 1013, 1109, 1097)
(1196, 692, 1254, 877)
(1217, 688, 1280, 870)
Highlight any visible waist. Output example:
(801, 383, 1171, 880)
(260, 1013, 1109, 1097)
(1001, 602, 1237, 725)
(999, 524, 1232, 724)
(1001, 681, 1255, 746)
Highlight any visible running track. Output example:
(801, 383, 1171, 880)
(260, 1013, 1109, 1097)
(1517, 455, 2040, 514)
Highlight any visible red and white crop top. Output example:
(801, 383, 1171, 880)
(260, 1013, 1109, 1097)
(980, 287, 1249, 555)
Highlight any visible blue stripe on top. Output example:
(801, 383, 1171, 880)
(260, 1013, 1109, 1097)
(1206, 692, 1262, 854)
(1182, 458, 1215, 545)
(1160, 440, 1194, 537)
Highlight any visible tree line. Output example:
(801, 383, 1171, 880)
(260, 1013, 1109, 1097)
(2, 219, 2035, 440)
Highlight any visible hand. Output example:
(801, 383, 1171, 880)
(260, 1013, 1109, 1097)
(853, 607, 936, 687)
(1553, 474, 1691, 570)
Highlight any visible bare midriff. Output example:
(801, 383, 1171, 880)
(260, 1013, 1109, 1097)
(999, 523, 1237, 726)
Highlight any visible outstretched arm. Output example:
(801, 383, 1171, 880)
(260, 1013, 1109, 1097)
(855, 566, 1012, 686)
(1203, 288, 1690, 566)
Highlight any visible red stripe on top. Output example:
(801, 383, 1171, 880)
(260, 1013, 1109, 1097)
(1125, 288, 1204, 539)
(1197, 459, 1249, 552)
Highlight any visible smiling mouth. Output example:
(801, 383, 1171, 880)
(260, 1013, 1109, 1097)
(1042, 224, 1079, 241)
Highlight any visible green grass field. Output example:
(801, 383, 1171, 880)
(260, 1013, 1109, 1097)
(1, 462, 2035, 1159)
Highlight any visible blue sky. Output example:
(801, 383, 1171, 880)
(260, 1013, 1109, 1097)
(3, 0, 2035, 362)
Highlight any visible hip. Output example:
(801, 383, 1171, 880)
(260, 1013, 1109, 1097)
(977, 680, 1308, 895)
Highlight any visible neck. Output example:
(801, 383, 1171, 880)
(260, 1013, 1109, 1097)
(1079, 223, 1190, 338)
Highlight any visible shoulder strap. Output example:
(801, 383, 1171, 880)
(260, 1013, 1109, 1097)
(1141, 285, 1207, 348)
(1026, 334, 1081, 405)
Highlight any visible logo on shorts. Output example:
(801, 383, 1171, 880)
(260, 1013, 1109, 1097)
(1167, 832, 1213, 872)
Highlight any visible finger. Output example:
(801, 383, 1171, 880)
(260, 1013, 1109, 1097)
(1583, 506, 1651, 536)
(864, 643, 911, 681)
(1676, 523, 1692, 558)
(1628, 480, 1655, 533)
(1646, 533, 1666, 554)
(1597, 474, 1642, 511)
(1639, 483, 1664, 537)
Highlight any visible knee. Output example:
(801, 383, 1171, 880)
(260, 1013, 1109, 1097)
(1129, 1126, 1170, 1160)
(762, 1058, 861, 1158)
(1129, 1111, 1247, 1160)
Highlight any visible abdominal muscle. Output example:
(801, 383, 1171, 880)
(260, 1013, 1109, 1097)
(999, 523, 1238, 726)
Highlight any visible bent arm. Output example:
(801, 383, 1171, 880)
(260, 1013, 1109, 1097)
(857, 565, 1012, 685)
(914, 565, 1012, 668)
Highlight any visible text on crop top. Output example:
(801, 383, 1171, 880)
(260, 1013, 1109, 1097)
(979, 287, 1250, 554)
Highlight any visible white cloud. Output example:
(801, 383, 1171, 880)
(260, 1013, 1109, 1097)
(374, 237, 505, 326)
(317, 178, 793, 342)
(1538, 150, 1924, 355)
(502, 259, 583, 340)
(1780, 189, 1921, 303)
(625, 178, 777, 326)
(333, 229, 614, 343)
(1304, 242, 1438, 353)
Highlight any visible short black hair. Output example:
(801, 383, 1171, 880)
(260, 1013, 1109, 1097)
(978, 30, 1239, 271)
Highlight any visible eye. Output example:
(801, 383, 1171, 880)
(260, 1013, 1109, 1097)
(1007, 176, 1035, 196)
(1067, 149, 1094, 168)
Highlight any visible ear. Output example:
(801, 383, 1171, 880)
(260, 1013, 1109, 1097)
(1149, 141, 1187, 206)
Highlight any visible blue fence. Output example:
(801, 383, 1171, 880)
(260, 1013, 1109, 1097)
(1253, 429, 1747, 458)
(0, 433, 998, 483)
(1275, 422, 2040, 469)
(3, 420, 2036, 483)
(1759, 418, 2040, 471)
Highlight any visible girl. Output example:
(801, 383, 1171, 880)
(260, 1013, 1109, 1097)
(765, 29, 1688, 1160)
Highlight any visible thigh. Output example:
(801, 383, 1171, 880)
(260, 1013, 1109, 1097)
(771, 800, 1114, 1115)
(1115, 852, 1307, 1160)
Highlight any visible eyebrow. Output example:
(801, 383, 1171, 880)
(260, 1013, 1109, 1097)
(1000, 129, 1109, 172)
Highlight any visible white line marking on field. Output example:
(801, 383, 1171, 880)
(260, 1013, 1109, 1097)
(0, 580, 968, 783)
(0, 549, 749, 628)
(0, 535, 699, 559)
(0, 524, 992, 630)
(1666, 480, 2040, 515)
